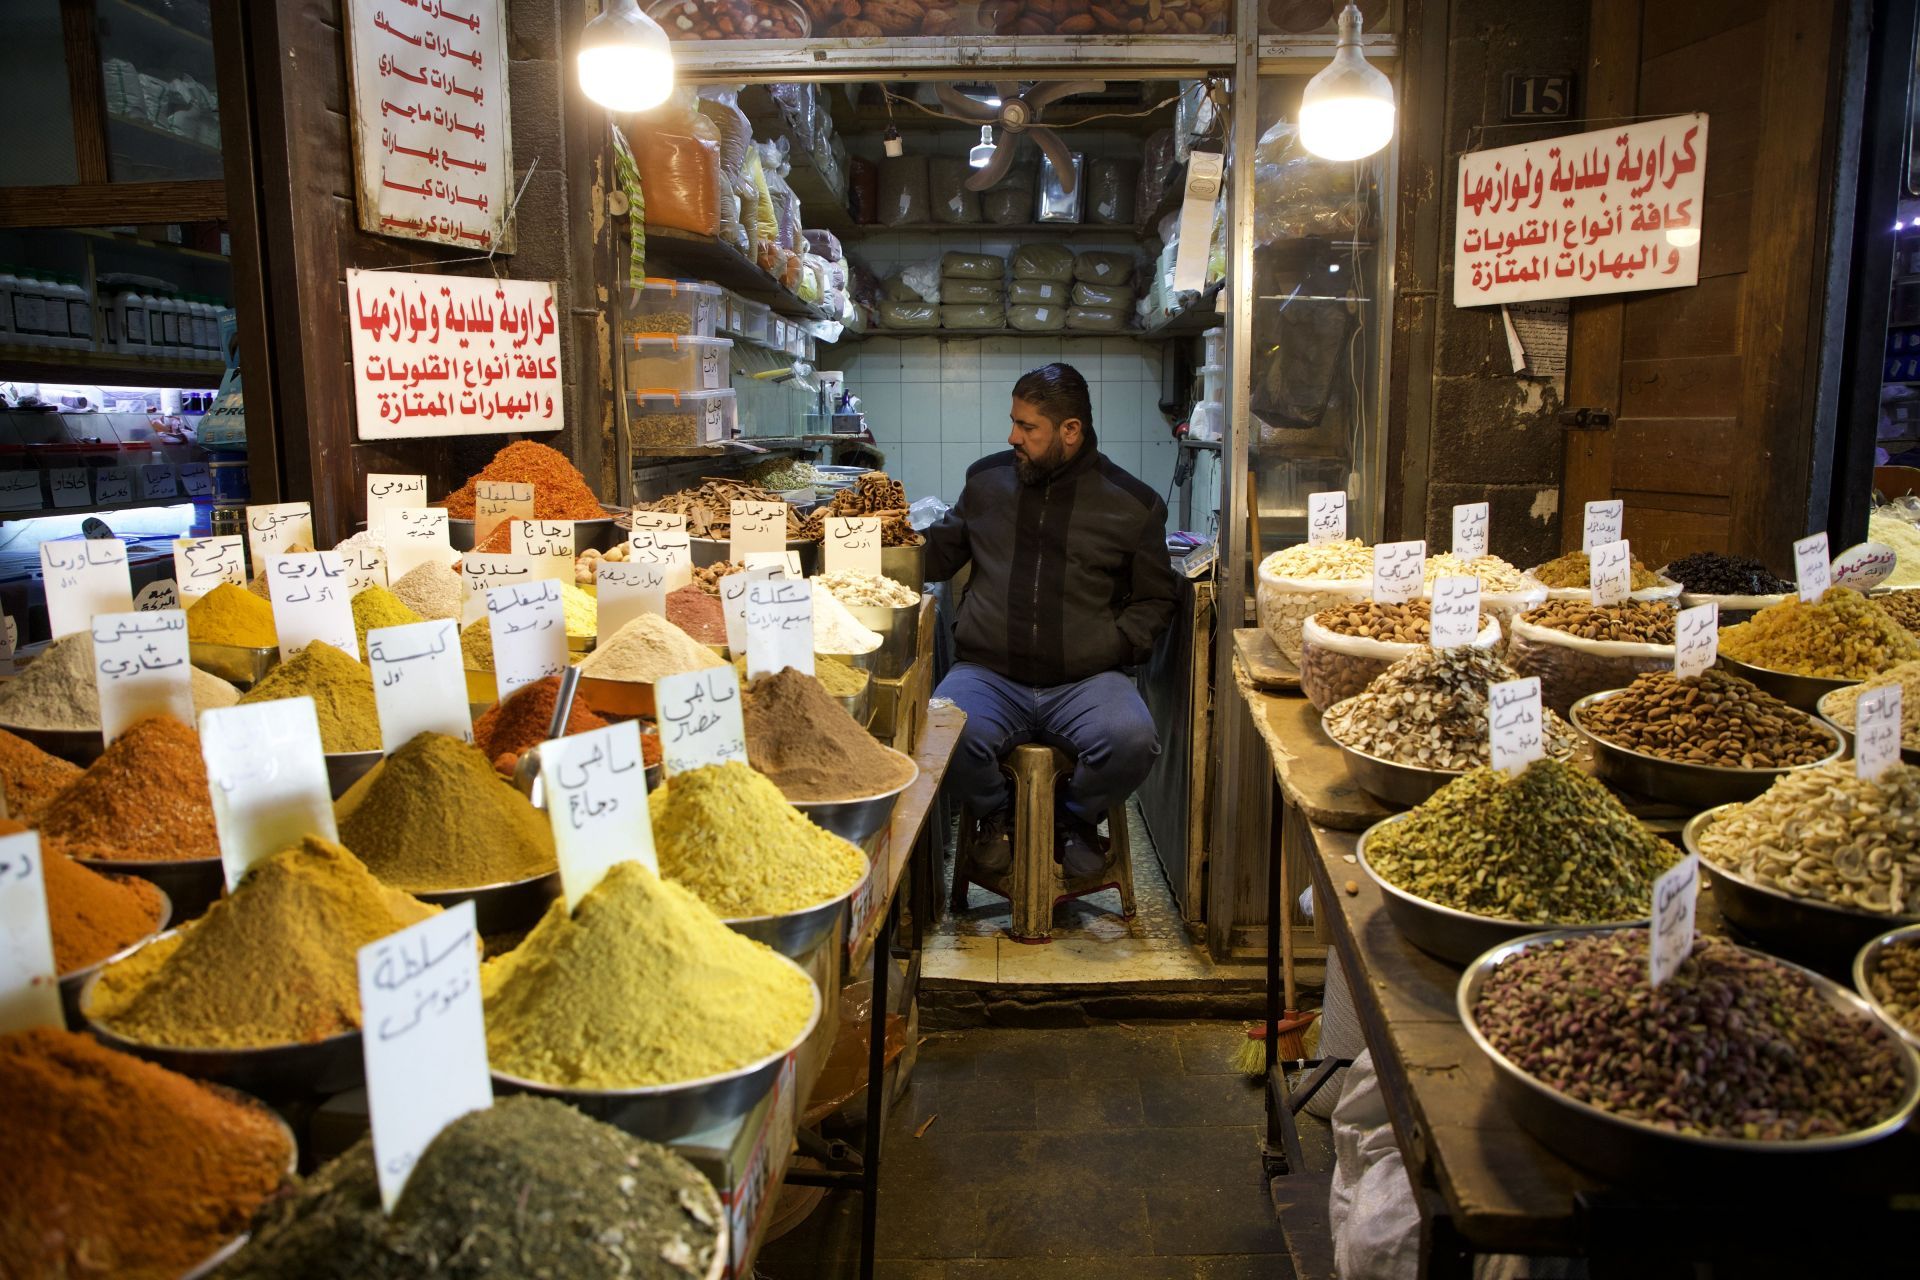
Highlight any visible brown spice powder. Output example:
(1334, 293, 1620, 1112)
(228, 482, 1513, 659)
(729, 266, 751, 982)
(36, 716, 221, 863)
(743, 667, 916, 801)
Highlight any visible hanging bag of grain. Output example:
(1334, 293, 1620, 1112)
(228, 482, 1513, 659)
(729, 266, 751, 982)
(1298, 608, 1501, 713)
(1505, 601, 1678, 716)
(879, 154, 930, 226)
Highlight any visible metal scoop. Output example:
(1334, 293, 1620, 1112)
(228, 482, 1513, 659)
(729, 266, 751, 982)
(511, 667, 581, 807)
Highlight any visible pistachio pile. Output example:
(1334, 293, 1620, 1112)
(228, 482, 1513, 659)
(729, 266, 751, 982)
(1520, 599, 1678, 643)
(1695, 762, 1920, 916)
(1261, 538, 1373, 580)
(1475, 933, 1909, 1141)
(1867, 939, 1920, 1038)
(1821, 660, 1920, 751)
(1364, 759, 1677, 922)
(1576, 668, 1835, 768)
(1717, 587, 1920, 679)
(1423, 552, 1528, 593)
(1324, 647, 1575, 771)
(1529, 550, 1666, 591)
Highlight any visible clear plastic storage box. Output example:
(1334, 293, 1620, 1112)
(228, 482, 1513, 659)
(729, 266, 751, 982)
(621, 278, 723, 338)
(625, 334, 734, 393)
(628, 388, 737, 448)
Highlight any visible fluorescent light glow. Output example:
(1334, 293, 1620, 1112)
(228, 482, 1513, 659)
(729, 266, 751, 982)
(1328, 263, 1341, 273)
(577, 0, 674, 113)
(1299, 4, 1395, 162)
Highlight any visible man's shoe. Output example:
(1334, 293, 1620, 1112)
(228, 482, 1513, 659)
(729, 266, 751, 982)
(971, 808, 1013, 874)
(1055, 813, 1108, 879)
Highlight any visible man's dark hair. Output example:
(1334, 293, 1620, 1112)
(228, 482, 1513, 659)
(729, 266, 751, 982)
(1012, 362, 1093, 434)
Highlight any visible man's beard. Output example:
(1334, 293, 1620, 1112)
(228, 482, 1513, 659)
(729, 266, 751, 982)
(1014, 436, 1068, 485)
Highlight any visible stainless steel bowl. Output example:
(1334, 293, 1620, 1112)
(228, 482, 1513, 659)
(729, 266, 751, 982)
(449, 511, 622, 552)
(1570, 689, 1845, 809)
(1855, 923, 1920, 1053)
(75, 854, 223, 920)
(881, 541, 927, 593)
(688, 535, 818, 576)
(415, 869, 562, 935)
(174, 1084, 301, 1280)
(188, 641, 280, 691)
(1815, 685, 1920, 765)
(846, 603, 919, 680)
(1457, 928, 1920, 1183)
(1321, 707, 1575, 810)
(1355, 814, 1652, 965)
(822, 664, 873, 728)
(789, 757, 918, 843)
(325, 749, 382, 798)
(58, 882, 171, 1029)
(0, 722, 104, 764)
(1717, 655, 1860, 712)
(723, 855, 869, 960)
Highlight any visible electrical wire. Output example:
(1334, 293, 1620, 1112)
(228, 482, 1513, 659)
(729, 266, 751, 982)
(878, 83, 1187, 130)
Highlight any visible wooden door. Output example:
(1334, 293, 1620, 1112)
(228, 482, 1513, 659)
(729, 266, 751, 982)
(1560, 0, 1846, 568)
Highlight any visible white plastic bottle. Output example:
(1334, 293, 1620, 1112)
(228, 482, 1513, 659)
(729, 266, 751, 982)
(115, 289, 149, 356)
(39, 274, 73, 350)
(11, 271, 49, 349)
(157, 292, 183, 356)
(54, 277, 88, 350)
(190, 296, 216, 359)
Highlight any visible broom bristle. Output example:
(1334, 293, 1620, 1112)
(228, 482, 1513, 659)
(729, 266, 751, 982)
(1232, 1014, 1320, 1077)
(1231, 1034, 1267, 1077)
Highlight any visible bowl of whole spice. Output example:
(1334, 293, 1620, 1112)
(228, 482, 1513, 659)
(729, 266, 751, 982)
(1855, 924, 1920, 1053)
(1460, 930, 1920, 1182)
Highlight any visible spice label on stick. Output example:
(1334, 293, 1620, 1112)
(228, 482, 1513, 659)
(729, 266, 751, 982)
(178, 463, 212, 497)
(1856, 684, 1902, 782)
(1488, 676, 1546, 775)
(624, 529, 694, 592)
(1581, 500, 1623, 552)
(365, 473, 427, 530)
(655, 668, 748, 775)
(173, 536, 246, 601)
(336, 544, 388, 595)
(596, 560, 670, 644)
(744, 578, 815, 680)
(1307, 491, 1347, 545)
(267, 552, 358, 660)
(1649, 854, 1700, 989)
(0, 831, 63, 1035)
(1673, 602, 1719, 679)
(1588, 538, 1632, 607)
(729, 500, 787, 561)
(1371, 540, 1425, 604)
(511, 520, 575, 580)
(356, 900, 492, 1213)
(743, 550, 802, 578)
(473, 482, 533, 546)
(719, 566, 780, 653)
(40, 537, 133, 639)
(1452, 502, 1489, 562)
(825, 516, 884, 577)
(246, 501, 314, 571)
(367, 619, 471, 754)
(629, 510, 686, 536)
(1831, 540, 1897, 592)
(385, 507, 452, 581)
(91, 610, 193, 744)
(1793, 532, 1832, 603)
(460, 553, 542, 622)
(486, 581, 567, 702)
(1429, 576, 1481, 650)
(141, 464, 178, 500)
(94, 467, 134, 506)
(50, 468, 91, 509)
(541, 720, 658, 911)
(200, 697, 338, 890)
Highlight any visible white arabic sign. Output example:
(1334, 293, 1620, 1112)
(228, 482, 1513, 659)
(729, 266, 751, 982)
(1454, 114, 1708, 306)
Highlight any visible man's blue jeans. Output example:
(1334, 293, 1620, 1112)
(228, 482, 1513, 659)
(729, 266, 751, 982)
(934, 662, 1161, 823)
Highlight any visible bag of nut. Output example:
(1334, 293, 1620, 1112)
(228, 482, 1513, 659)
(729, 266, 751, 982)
(1299, 610, 1501, 713)
(1255, 541, 1376, 664)
(1506, 616, 1677, 717)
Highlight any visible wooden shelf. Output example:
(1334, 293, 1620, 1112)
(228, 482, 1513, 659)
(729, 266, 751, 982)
(108, 0, 214, 46)
(641, 226, 830, 322)
(1142, 301, 1224, 339)
(632, 435, 818, 460)
(76, 227, 230, 265)
(844, 221, 1147, 240)
(0, 346, 225, 388)
(108, 112, 222, 157)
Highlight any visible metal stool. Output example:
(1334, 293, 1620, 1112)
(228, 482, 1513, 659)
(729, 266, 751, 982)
(951, 743, 1137, 943)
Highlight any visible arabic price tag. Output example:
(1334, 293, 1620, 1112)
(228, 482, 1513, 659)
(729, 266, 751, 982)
(629, 510, 686, 536)
(385, 507, 452, 581)
(336, 544, 389, 594)
(200, 697, 338, 890)
(367, 619, 471, 755)
(460, 553, 542, 622)
(1588, 538, 1632, 607)
(1673, 602, 1719, 679)
(40, 537, 133, 639)
(1832, 541, 1898, 592)
(1429, 576, 1481, 650)
(511, 520, 575, 580)
(1648, 854, 1700, 989)
(1793, 532, 1832, 603)
(729, 500, 788, 561)
(719, 566, 779, 653)
(1581, 500, 1623, 552)
(824, 516, 883, 577)
(366, 473, 427, 531)
(91, 610, 193, 744)
(134, 580, 178, 611)
(177, 463, 212, 497)
(473, 481, 533, 545)
(744, 578, 815, 680)
(1856, 684, 1902, 783)
(50, 468, 91, 509)
(486, 581, 567, 702)
(140, 464, 178, 500)
(540, 720, 658, 911)
(597, 560, 669, 645)
(246, 501, 314, 571)
(94, 466, 134, 506)
(0, 831, 63, 1035)
(1306, 491, 1347, 545)
(0, 473, 38, 514)
(267, 552, 358, 660)
(172, 536, 247, 602)
(356, 900, 492, 1214)
(624, 529, 694, 592)
(654, 668, 749, 776)
(743, 549, 802, 578)
(1488, 676, 1545, 775)
(1371, 540, 1425, 604)
(1451, 502, 1489, 561)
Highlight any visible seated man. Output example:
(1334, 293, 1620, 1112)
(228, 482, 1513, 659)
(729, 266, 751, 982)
(924, 362, 1178, 879)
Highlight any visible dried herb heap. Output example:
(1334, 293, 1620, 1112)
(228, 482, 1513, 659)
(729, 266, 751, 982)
(1577, 668, 1834, 768)
(1324, 647, 1575, 772)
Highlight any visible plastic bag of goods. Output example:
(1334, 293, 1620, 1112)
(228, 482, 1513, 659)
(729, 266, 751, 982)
(1011, 242, 1075, 282)
(930, 158, 982, 225)
(1137, 128, 1176, 221)
(1009, 279, 1068, 306)
(1066, 306, 1130, 333)
(1505, 615, 1677, 716)
(797, 255, 828, 304)
(1088, 156, 1140, 225)
(941, 304, 1003, 329)
(696, 88, 753, 176)
(1299, 612, 1502, 713)
(747, 150, 779, 245)
(804, 229, 844, 262)
(942, 279, 1005, 305)
(883, 273, 925, 303)
(1037, 151, 1085, 223)
(1419, 577, 1546, 650)
(983, 161, 1037, 225)
(879, 301, 940, 330)
(900, 257, 943, 303)
(1071, 281, 1134, 309)
(940, 251, 1005, 281)
(1075, 250, 1136, 286)
(879, 155, 930, 226)
(625, 127, 721, 235)
(1255, 540, 1374, 664)
(1008, 303, 1067, 332)
(1254, 121, 1364, 244)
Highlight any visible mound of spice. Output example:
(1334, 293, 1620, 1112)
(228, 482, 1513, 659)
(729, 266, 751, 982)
(1324, 647, 1576, 771)
(483, 860, 816, 1087)
(215, 1097, 720, 1280)
(815, 568, 919, 609)
(732, 653, 869, 698)
(652, 760, 870, 914)
(238, 641, 381, 752)
(43, 838, 166, 972)
(1663, 551, 1793, 597)
(1718, 586, 1920, 678)
(1576, 668, 1835, 768)
(1695, 761, 1920, 915)
(1519, 598, 1677, 643)
(386, 561, 462, 621)
(0, 632, 239, 731)
(0, 1027, 291, 1280)
(1528, 550, 1666, 590)
(667, 583, 728, 645)
(186, 581, 277, 647)
(438, 440, 606, 520)
(349, 584, 423, 660)
(1867, 940, 1920, 1039)
(1475, 933, 1909, 1141)
(577, 612, 725, 682)
(561, 580, 597, 638)
(336, 732, 556, 891)
(37, 716, 221, 864)
(90, 835, 435, 1048)
(472, 674, 609, 775)
(1421, 552, 1528, 592)
(1365, 759, 1677, 922)
(741, 668, 911, 802)
(812, 580, 883, 654)
(459, 616, 495, 670)
(0, 725, 81, 823)
(1260, 538, 1372, 580)
(1823, 659, 1920, 750)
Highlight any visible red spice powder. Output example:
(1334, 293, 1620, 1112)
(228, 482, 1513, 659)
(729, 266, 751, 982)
(473, 676, 611, 776)
(667, 584, 728, 646)
(439, 441, 606, 520)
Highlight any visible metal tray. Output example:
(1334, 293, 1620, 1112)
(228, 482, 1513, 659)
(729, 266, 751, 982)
(449, 510, 622, 552)
(1458, 928, 1920, 1183)
(58, 882, 171, 1029)
(188, 641, 279, 690)
(1716, 654, 1860, 712)
(174, 1084, 301, 1280)
(1570, 689, 1844, 809)
(1814, 686, 1920, 765)
(0, 721, 104, 765)
(881, 541, 927, 593)
(723, 854, 868, 960)
(325, 749, 382, 798)
(1855, 923, 1920, 1053)
(1322, 708, 1576, 810)
(576, 674, 658, 718)
(789, 756, 918, 843)
(688, 535, 818, 576)
(76, 854, 223, 920)
(415, 869, 562, 936)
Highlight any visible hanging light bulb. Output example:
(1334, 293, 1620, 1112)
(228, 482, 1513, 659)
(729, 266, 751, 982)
(883, 124, 904, 158)
(577, 0, 674, 114)
(1299, 3, 1395, 162)
(968, 125, 997, 169)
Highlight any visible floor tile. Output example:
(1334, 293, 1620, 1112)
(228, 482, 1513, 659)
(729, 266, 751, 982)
(928, 1074, 1038, 1133)
(922, 934, 996, 983)
(1146, 1182, 1293, 1257)
(973, 1186, 1153, 1258)
(1029, 1074, 1146, 1128)
(1175, 1023, 1260, 1076)
(1137, 1073, 1267, 1129)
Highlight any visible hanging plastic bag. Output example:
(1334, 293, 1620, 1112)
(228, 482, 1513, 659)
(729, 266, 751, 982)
(879, 155, 930, 226)
(929, 158, 982, 224)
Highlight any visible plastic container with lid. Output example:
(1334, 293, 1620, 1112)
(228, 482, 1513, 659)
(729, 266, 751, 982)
(624, 334, 733, 393)
(621, 277, 724, 338)
(1197, 364, 1225, 404)
(627, 388, 737, 448)
(60, 277, 93, 351)
(110, 288, 148, 355)
(739, 299, 773, 346)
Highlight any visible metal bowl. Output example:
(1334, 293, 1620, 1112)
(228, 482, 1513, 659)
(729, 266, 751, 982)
(188, 641, 279, 691)
(449, 510, 622, 552)
(826, 666, 873, 728)
(788, 757, 918, 843)
(688, 535, 818, 575)
(0, 722, 104, 764)
(1570, 689, 1845, 809)
(846, 603, 919, 680)
(415, 869, 562, 935)
(576, 674, 658, 718)
(1458, 928, 1920, 1183)
(1684, 806, 1920, 975)
(1855, 923, 1920, 1053)
(723, 854, 869, 960)
(1355, 814, 1653, 965)
(174, 1084, 301, 1280)
(490, 957, 822, 1143)
(58, 882, 171, 1029)
(76, 854, 223, 920)
(1815, 685, 1920, 765)
(881, 541, 927, 593)
(1716, 655, 1860, 712)
(325, 749, 382, 798)
(1321, 708, 1576, 810)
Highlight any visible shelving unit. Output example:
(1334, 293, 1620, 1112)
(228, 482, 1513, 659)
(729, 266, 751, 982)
(0, 345, 224, 388)
(642, 226, 831, 323)
(844, 221, 1149, 240)
(737, 86, 856, 235)
(0, 492, 199, 524)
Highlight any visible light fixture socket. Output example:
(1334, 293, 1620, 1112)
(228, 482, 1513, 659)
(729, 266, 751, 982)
(883, 124, 904, 158)
(1298, 2, 1395, 162)
(968, 125, 996, 169)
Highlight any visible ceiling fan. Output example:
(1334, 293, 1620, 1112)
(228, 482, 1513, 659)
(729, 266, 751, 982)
(933, 81, 1107, 193)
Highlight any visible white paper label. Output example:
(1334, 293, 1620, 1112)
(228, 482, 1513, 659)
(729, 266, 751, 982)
(719, 566, 778, 653)
(744, 549, 802, 578)
(1173, 150, 1224, 291)
(200, 697, 339, 890)
(134, 580, 178, 612)
(1588, 538, 1632, 607)
(94, 467, 134, 506)
(1429, 576, 1481, 650)
(0, 831, 62, 1034)
(0, 471, 38, 512)
(91, 610, 193, 743)
(1649, 854, 1699, 989)
(1307, 491, 1347, 545)
(729, 500, 787, 561)
(140, 464, 179, 500)
(1, 616, 16, 658)
(1581, 500, 1623, 552)
(1832, 541, 1898, 592)
(367, 619, 472, 755)
(624, 529, 694, 592)
(49, 468, 91, 509)
(173, 536, 247, 602)
(336, 544, 388, 595)
(247, 501, 314, 570)
(178, 463, 212, 497)
(40, 538, 133, 639)
(1451, 502, 1489, 562)
(385, 507, 453, 581)
(485, 581, 567, 702)
(366, 473, 427, 532)
(596, 561, 669, 645)
(540, 720, 658, 911)
(655, 668, 749, 776)
(461, 553, 542, 621)
(1673, 602, 1719, 679)
(825, 516, 884, 577)
(1793, 532, 1832, 603)
(744, 577, 815, 680)
(511, 520, 575, 580)
(629, 510, 686, 536)
(1488, 676, 1546, 775)
(267, 552, 358, 660)
(473, 481, 532, 545)
(356, 901, 492, 1213)
(1856, 684, 1903, 782)
(1371, 540, 1425, 604)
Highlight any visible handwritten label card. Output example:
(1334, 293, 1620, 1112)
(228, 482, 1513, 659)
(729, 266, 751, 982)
(1488, 676, 1545, 775)
(1429, 576, 1481, 649)
(267, 552, 358, 660)
(460, 553, 541, 622)
(1371, 540, 1425, 604)
(655, 668, 749, 775)
(630, 510, 687, 536)
(1307, 491, 1347, 545)
(1588, 539, 1632, 607)
(336, 544, 388, 595)
(1649, 854, 1700, 989)
(1832, 541, 1898, 593)
(366, 473, 427, 531)
(1856, 684, 1903, 782)
(41, 538, 133, 638)
(744, 578, 815, 680)
(485, 581, 566, 702)
(92, 610, 193, 743)
(50, 468, 91, 509)
(134, 580, 178, 612)
(356, 901, 492, 1212)
(719, 566, 779, 653)
(141, 464, 179, 500)
(178, 463, 212, 497)
(247, 501, 314, 571)
(597, 561, 669, 645)
(541, 721, 658, 911)
(0, 472, 41, 512)
(511, 520, 575, 580)
(1452, 503, 1489, 562)
(729, 500, 787, 562)
(1793, 532, 1832, 603)
(173, 536, 248, 602)
(744, 550, 803, 578)
(825, 516, 883, 577)
(625, 529, 694, 592)
(1581, 500, 1623, 553)
(1674, 602, 1719, 679)
(200, 697, 338, 889)
(473, 482, 533, 546)
(386, 507, 452, 581)
(94, 467, 134, 506)
(367, 619, 472, 755)
(0, 831, 62, 1034)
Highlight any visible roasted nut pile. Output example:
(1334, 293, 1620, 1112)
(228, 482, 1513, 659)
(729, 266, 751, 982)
(1867, 940, 1920, 1038)
(1422, 552, 1528, 593)
(1718, 587, 1920, 679)
(1315, 599, 1446, 644)
(1475, 933, 1909, 1141)
(814, 569, 918, 609)
(632, 479, 812, 541)
(1823, 660, 1920, 750)
(1663, 551, 1793, 597)
(1519, 600, 1677, 643)
(651, 0, 809, 38)
(1364, 759, 1677, 922)
(1576, 668, 1835, 768)
(1529, 550, 1667, 591)
(1695, 762, 1920, 916)
(1874, 589, 1920, 637)
(1261, 539, 1373, 581)
(799, 471, 924, 548)
(1323, 647, 1575, 771)
(691, 560, 748, 594)
(1510, 601, 1679, 713)
(573, 543, 633, 585)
